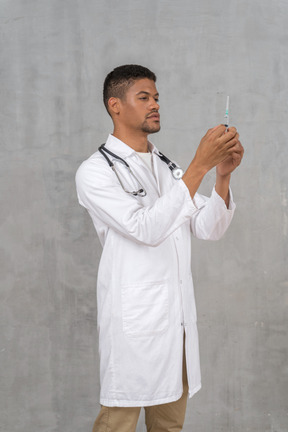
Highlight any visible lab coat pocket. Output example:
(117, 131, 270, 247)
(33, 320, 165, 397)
(121, 280, 169, 337)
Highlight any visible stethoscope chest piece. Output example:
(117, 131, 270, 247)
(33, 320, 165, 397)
(172, 167, 184, 180)
(157, 151, 183, 181)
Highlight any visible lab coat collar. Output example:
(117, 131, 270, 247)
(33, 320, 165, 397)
(105, 134, 158, 159)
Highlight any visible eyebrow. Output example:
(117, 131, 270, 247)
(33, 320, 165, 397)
(136, 91, 159, 97)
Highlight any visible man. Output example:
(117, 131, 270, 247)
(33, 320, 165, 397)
(76, 64, 244, 432)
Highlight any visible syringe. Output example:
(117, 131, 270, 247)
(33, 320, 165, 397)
(224, 96, 229, 131)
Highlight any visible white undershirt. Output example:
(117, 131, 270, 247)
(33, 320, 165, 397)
(136, 152, 153, 172)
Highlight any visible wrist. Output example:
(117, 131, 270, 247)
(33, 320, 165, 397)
(189, 157, 210, 177)
(215, 171, 231, 208)
(182, 158, 208, 199)
(216, 169, 231, 181)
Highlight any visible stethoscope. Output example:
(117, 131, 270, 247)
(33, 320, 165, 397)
(98, 144, 184, 197)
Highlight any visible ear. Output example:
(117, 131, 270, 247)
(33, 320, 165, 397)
(108, 97, 121, 116)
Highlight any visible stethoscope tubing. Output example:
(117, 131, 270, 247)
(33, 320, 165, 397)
(98, 144, 183, 196)
(99, 144, 129, 168)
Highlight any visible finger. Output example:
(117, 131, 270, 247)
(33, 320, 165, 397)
(227, 126, 237, 134)
(206, 124, 226, 137)
(228, 145, 244, 165)
(231, 141, 244, 155)
(225, 128, 238, 139)
(219, 131, 239, 148)
(231, 152, 243, 166)
(238, 141, 244, 156)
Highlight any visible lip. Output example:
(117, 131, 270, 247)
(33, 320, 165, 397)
(147, 113, 160, 120)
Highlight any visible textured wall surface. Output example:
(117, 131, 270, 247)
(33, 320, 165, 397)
(0, 0, 287, 431)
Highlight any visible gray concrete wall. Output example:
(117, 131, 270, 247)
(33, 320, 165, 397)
(0, 0, 287, 431)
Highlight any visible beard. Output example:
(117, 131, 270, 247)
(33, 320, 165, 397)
(141, 120, 161, 134)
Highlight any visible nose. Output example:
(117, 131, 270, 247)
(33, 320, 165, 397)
(150, 98, 160, 111)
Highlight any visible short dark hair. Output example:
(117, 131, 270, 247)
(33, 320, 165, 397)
(103, 64, 157, 115)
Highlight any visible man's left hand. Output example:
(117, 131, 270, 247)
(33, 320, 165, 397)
(216, 134, 244, 177)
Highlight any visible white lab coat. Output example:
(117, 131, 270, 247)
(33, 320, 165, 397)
(75, 134, 235, 407)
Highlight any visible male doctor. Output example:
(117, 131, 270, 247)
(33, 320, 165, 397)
(76, 64, 244, 432)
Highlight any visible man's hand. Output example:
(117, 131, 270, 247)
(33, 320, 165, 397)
(216, 129, 244, 177)
(193, 125, 241, 174)
(214, 128, 244, 207)
(182, 125, 244, 201)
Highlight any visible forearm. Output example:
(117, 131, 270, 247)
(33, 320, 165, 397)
(182, 159, 208, 199)
(215, 171, 231, 208)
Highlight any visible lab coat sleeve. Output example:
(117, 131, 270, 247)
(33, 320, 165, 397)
(190, 187, 236, 240)
(75, 158, 198, 247)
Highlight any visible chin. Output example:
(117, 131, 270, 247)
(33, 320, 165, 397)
(142, 125, 161, 134)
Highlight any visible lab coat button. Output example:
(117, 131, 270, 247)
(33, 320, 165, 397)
(180, 280, 183, 284)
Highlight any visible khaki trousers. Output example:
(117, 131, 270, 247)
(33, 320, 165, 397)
(92, 335, 188, 432)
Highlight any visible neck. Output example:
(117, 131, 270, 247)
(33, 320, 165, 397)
(112, 126, 149, 153)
